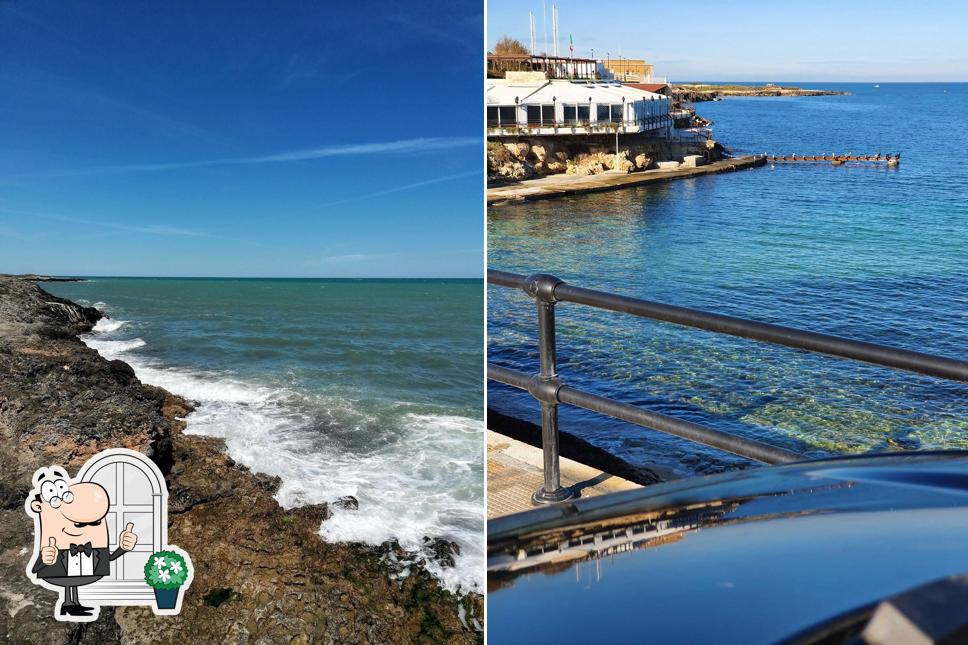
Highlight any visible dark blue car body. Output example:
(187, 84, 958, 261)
(487, 451, 968, 644)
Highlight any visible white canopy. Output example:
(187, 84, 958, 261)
(486, 79, 665, 106)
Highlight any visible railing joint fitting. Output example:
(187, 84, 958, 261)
(523, 273, 564, 303)
(528, 375, 562, 404)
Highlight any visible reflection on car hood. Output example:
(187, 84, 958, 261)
(487, 451, 968, 644)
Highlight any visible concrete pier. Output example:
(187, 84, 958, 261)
(487, 155, 766, 206)
(487, 430, 640, 519)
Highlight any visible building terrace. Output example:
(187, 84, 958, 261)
(486, 54, 599, 80)
(486, 75, 673, 138)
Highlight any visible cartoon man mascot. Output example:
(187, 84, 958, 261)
(26, 466, 138, 617)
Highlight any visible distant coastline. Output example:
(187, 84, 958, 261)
(673, 83, 850, 102)
(0, 274, 86, 282)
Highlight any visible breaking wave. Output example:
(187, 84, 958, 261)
(80, 308, 484, 595)
(91, 317, 127, 333)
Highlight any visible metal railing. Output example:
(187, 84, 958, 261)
(487, 269, 968, 504)
(486, 115, 673, 137)
(671, 127, 715, 145)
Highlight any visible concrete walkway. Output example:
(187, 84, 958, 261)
(487, 430, 640, 519)
(487, 155, 766, 205)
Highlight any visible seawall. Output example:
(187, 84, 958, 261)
(488, 155, 766, 205)
(487, 133, 718, 182)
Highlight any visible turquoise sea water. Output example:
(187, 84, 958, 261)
(44, 278, 484, 593)
(488, 83, 968, 476)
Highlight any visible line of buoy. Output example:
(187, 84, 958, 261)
(766, 153, 900, 167)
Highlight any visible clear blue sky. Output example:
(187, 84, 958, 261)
(488, 0, 968, 82)
(0, 1, 483, 277)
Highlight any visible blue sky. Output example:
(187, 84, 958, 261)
(488, 0, 968, 82)
(0, 1, 483, 277)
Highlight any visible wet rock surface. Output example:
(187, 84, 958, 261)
(0, 277, 482, 644)
(422, 538, 461, 570)
(333, 496, 359, 512)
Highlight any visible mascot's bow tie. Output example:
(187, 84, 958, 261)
(69, 542, 93, 556)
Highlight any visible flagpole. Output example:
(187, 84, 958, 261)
(569, 34, 574, 79)
(542, 0, 547, 55)
(552, 5, 558, 57)
(529, 12, 535, 56)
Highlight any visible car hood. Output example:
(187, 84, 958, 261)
(487, 451, 968, 644)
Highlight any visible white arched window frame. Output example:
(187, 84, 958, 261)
(77, 449, 167, 604)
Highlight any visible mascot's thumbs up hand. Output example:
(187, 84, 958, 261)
(119, 523, 138, 551)
(41, 537, 58, 565)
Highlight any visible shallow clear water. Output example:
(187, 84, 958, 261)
(45, 278, 484, 594)
(488, 83, 968, 476)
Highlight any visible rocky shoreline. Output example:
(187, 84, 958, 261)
(487, 135, 723, 183)
(0, 274, 86, 282)
(0, 276, 482, 644)
(672, 83, 849, 102)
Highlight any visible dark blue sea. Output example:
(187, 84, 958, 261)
(488, 83, 968, 476)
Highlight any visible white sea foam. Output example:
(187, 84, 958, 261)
(80, 312, 484, 594)
(127, 362, 269, 405)
(92, 317, 127, 333)
(314, 413, 484, 594)
(85, 337, 145, 359)
(182, 397, 485, 594)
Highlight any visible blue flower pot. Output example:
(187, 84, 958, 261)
(153, 587, 179, 610)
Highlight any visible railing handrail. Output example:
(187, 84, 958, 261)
(487, 269, 968, 504)
(486, 115, 673, 131)
(489, 270, 968, 382)
(488, 364, 805, 465)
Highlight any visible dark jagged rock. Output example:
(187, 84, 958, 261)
(0, 277, 482, 644)
(334, 495, 359, 511)
(423, 538, 461, 570)
(378, 539, 409, 562)
(290, 503, 332, 525)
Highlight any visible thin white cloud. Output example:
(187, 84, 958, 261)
(246, 138, 479, 163)
(1, 63, 229, 149)
(132, 224, 208, 237)
(386, 13, 482, 57)
(304, 247, 481, 267)
(312, 169, 481, 209)
(5, 210, 208, 238)
(306, 253, 372, 265)
(36, 137, 481, 178)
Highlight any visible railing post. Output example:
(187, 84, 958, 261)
(524, 274, 576, 504)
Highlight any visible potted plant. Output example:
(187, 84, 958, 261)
(144, 548, 191, 611)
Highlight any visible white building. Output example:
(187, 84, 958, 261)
(486, 75, 672, 138)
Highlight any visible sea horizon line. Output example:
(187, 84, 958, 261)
(24, 274, 485, 281)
